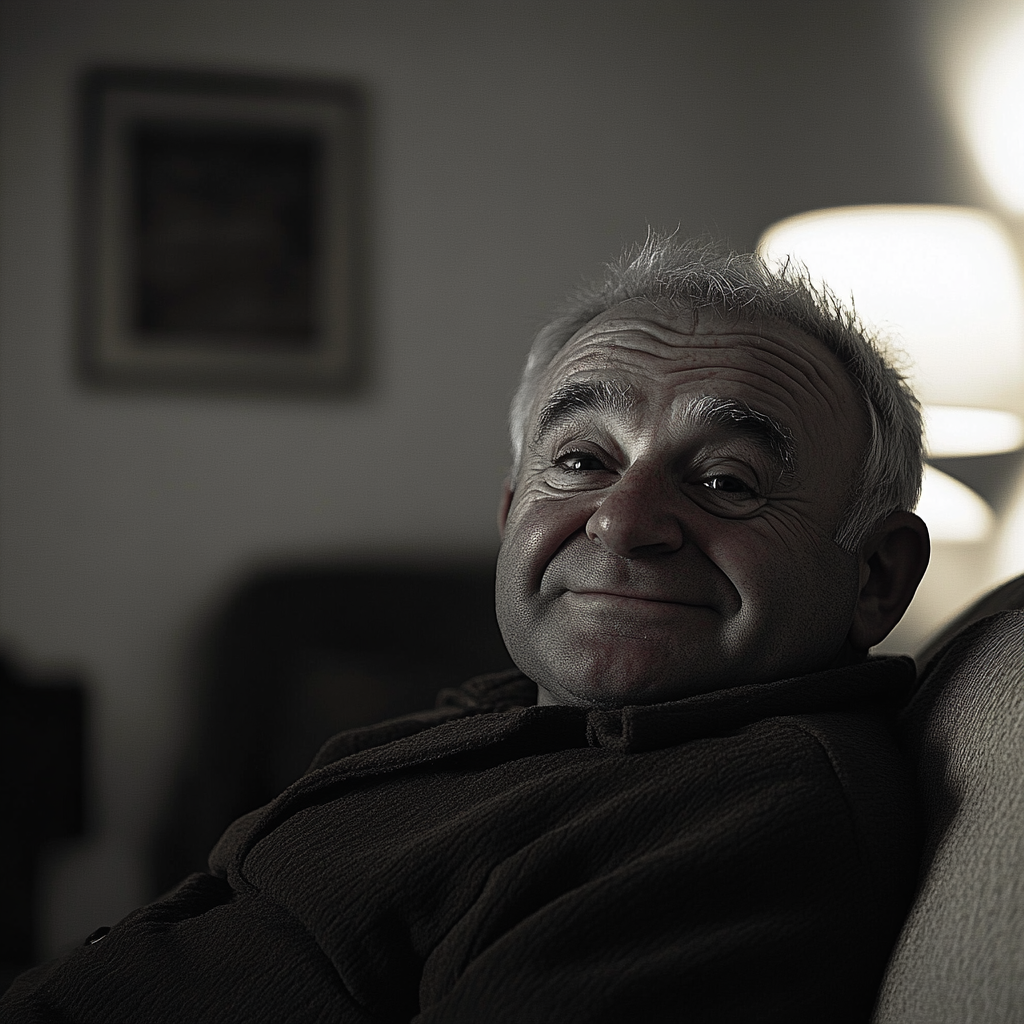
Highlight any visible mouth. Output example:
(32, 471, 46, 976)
(566, 589, 713, 610)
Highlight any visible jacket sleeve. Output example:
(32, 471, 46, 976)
(0, 873, 377, 1024)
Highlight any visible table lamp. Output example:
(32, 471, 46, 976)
(757, 205, 1024, 541)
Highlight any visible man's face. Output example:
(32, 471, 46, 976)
(495, 302, 871, 707)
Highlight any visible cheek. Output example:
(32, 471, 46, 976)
(496, 491, 598, 673)
(502, 491, 595, 588)
(696, 516, 853, 620)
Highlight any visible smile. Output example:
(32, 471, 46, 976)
(565, 589, 713, 610)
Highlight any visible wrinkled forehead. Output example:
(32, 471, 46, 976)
(533, 300, 870, 457)
(550, 299, 819, 372)
(566, 297, 698, 347)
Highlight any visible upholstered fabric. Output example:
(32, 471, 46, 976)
(873, 610, 1024, 1023)
(914, 574, 1024, 670)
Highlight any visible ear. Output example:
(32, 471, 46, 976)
(847, 511, 931, 651)
(497, 477, 514, 540)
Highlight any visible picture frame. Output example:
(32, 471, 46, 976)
(79, 68, 365, 392)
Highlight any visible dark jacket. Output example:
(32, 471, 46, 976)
(2, 659, 921, 1023)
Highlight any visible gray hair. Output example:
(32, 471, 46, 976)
(508, 233, 924, 552)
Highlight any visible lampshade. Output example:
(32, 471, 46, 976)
(757, 205, 1024, 457)
(917, 465, 994, 542)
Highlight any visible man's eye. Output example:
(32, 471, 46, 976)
(701, 475, 756, 497)
(555, 451, 607, 473)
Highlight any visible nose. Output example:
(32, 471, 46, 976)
(585, 464, 685, 558)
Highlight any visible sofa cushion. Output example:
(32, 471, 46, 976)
(873, 609, 1024, 1022)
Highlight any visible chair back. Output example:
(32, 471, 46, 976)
(149, 560, 512, 894)
(872, 609, 1024, 1022)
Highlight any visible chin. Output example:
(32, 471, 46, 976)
(535, 656, 730, 709)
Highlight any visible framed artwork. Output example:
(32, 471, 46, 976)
(79, 68, 365, 392)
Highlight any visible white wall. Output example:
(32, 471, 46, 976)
(0, 0, 979, 955)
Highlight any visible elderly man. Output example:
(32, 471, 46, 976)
(3, 236, 929, 1022)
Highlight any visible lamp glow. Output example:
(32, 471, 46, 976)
(917, 465, 994, 542)
(964, 12, 1024, 212)
(923, 405, 1024, 457)
(757, 206, 1024, 454)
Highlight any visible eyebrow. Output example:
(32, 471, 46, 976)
(683, 395, 796, 473)
(533, 379, 638, 447)
(531, 380, 796, 474)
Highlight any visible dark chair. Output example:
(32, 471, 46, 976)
(149, 560, 514, 894)
(0, 654, 86, 990)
